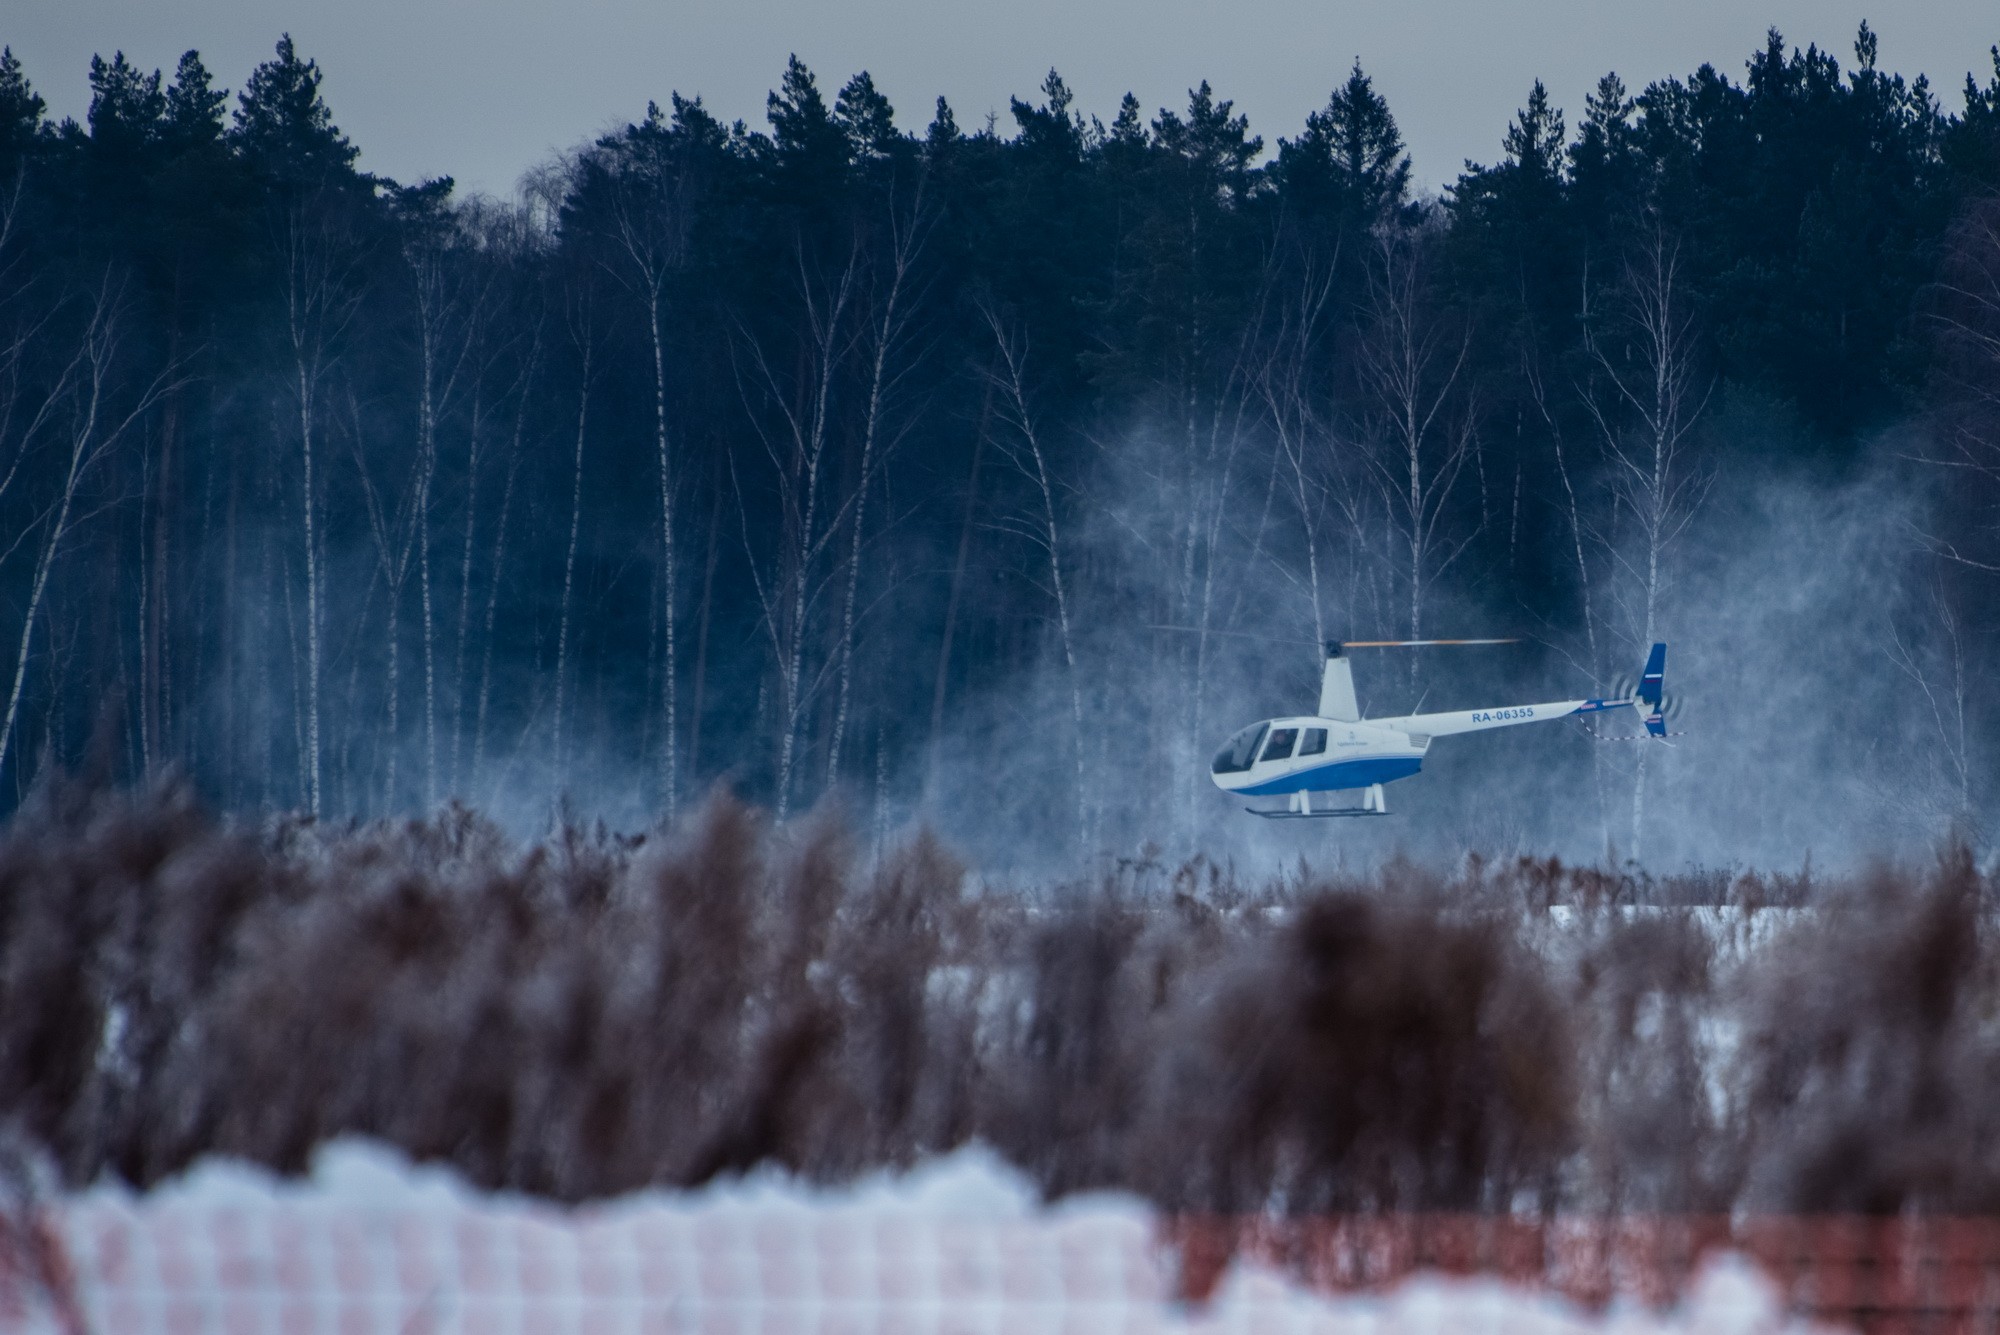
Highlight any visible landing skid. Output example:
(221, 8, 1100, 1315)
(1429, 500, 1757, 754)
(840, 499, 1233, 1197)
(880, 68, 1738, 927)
(1248, 806, 1388, 820)
(1247, 783, 1390, 820)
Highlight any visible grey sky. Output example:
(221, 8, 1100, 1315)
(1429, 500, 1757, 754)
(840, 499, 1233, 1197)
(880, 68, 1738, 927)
(9, 1, 1997, 198)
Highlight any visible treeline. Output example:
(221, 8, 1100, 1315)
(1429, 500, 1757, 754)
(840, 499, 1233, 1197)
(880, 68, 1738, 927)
(4, 779, 1996, 1215)
(0, 28, 1997, 844)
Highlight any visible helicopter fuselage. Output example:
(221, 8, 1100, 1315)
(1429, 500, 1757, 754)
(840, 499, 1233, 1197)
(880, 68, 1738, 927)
(1210, 717, 1428, 797)
(1209, 695, 1636, 802)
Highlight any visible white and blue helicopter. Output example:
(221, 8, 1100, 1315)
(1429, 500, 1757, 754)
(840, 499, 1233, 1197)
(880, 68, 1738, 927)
(1211, 639, 1668, 818)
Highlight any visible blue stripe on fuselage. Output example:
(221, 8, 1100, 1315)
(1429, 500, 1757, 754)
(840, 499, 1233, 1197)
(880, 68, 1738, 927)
(1236, 755, 1423, 796)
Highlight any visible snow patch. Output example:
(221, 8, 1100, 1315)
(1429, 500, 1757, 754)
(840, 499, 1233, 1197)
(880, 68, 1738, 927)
(20, 1140, 1832, 1334)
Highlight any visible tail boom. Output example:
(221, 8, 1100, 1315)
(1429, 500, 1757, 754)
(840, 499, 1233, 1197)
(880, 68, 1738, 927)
(1373, 697, 1632, 739)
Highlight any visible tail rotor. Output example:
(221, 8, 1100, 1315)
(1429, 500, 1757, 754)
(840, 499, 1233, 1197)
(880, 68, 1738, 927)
(1593, 643, 1681, 740)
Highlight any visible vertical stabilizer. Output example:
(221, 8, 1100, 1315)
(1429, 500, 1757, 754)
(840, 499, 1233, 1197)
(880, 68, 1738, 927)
(1319, 642, 1360, 720)
(1638, 642, 1667, 737)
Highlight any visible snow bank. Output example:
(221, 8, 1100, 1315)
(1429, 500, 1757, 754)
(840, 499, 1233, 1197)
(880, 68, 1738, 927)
(15, 1140, 1829, 1333)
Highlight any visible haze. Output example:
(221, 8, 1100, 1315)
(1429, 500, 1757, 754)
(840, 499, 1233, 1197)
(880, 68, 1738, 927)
(10, 0, 1998, 197)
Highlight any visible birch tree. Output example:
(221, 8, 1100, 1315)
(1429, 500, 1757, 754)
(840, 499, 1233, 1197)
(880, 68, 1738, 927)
(1579, 223, 1713, 858)
(827, 167, 929, 790)
(471, 314, 541, 796)
(588, 99, 713, 819)
(348, 384, 430, 812)
(1923, 198, 2000, 570)
(1352, 220, 1477, 690)
(446, 202, 534, 793)
(391, 180, 482, 806)
(1886, 576, 1975, 836)
(551, 273, 597, 779)
(233, 35, 367, 815)
(1257, 249, 1340, 652)
(275, 195, 366, 817)
(731, 237, 860, 819)
(1145, 87, 1264, 829)
(983, 302, 1087, 851)
(0, 284, 170, 785)
(0, 179, 49, 529)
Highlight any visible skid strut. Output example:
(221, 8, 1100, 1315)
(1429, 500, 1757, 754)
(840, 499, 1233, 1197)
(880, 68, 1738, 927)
(1249, 787, 1392, 820)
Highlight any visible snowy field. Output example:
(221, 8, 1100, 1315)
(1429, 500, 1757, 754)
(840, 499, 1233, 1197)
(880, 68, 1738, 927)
(8, 1139, 1822, 1335)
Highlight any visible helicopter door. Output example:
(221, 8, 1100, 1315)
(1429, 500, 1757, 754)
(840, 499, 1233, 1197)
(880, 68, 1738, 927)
(1260, 728, 1300, 764)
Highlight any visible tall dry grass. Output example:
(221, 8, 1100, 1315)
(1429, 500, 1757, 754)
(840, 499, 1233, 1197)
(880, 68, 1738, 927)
(0, 777, 1994, 1216)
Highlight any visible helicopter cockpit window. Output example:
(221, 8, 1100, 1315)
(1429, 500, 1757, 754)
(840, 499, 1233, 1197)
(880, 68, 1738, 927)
(1261, 728, 1299, 763)
(1299, 727, 1327, 756)
(1211, 723, 1267, 774)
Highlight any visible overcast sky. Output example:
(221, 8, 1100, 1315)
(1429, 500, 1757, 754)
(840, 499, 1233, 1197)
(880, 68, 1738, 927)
(9, 1, 1998, 198)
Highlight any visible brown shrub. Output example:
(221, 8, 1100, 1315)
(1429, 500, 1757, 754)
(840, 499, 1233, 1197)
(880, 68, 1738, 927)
(2, 781, 1999, 1216)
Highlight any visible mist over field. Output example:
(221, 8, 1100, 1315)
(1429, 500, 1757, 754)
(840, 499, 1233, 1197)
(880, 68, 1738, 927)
(0, 26, 1994, 878)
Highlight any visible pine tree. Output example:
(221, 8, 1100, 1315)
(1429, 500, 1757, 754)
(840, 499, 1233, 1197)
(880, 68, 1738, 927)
(1448, 79, 1574, 347)
(1570, 72, 1644, 232)
(1504, 80, 1567, 184)
(0, 47, 45, 166)
(1943, 47, 2000, 189)
(834, 71, 898, 162)
(1109, 93, 1145, 148)
(163, 51, 228, 153)
(924, 96, 959, 153)
(1152, 81, 1261, 203)
(87, 53, 166, 156)
(1281, 61, 1411, 227)
(768, 56, 845, 167)
(1009, 70, 1085, 163)
(230, 34, 359, 184)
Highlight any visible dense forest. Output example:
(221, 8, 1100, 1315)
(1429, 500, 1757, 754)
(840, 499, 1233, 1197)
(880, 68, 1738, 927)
(0, 27, 1998, 864)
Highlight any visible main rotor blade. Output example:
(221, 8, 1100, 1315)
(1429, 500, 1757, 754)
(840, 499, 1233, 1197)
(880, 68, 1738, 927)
(1144, 625, 1319, 646)
(1145, 627, 1522, 650)
(1341, 638, 1521, 648)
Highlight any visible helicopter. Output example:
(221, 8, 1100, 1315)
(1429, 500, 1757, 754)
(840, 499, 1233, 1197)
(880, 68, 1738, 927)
(1211, 639, 1668, 818)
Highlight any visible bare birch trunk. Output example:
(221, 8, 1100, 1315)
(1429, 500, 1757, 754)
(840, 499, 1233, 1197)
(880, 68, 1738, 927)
(136, 432, 153, 775)
(927, 385, 990, 804)
(600, 143, 695, 820)
(473, 333, 537, 794)
(295, 356, 322, 816)
(1528, 356, 1610, 853)
(0, 292, 164, 786)
(732, 240, 857, 822)
(1355, 227, 1471, 701)
(688, 480, 721, 780)
(450, 380, 483, 790)
(417, 336, 438, 806)
(648, 289, 678, 820)
(553, 330, 592, 778)
(383, 575, 401, 808)
(1580, 225, 1711, 863)
(828, 200, 919, 790)
(0, 337, 104, 785)
(985, 306, 1087, 852)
